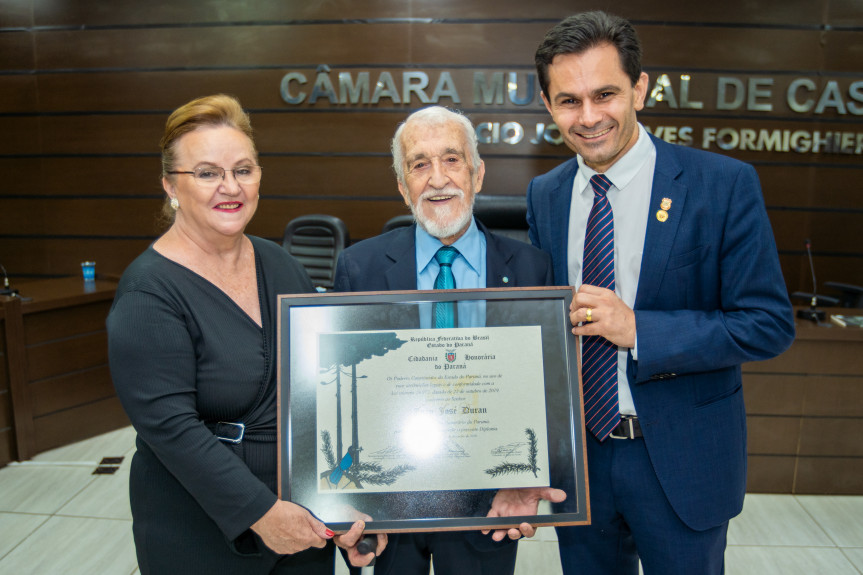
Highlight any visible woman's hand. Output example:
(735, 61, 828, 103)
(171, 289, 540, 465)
(250, 500, 332, 555)
(333, 521, 387, 567)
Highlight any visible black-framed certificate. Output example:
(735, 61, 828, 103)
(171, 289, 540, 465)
(277, 287, 589, 533)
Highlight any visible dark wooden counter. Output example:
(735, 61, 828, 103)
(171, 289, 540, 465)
(0, 277, 129, 465)
(744, 308, 863, 494)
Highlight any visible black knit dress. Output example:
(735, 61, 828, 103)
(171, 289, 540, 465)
(108, 236, 331, 575)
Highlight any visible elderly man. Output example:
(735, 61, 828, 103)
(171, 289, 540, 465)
(527, 11, 795, 575)
(334, 105, 563, 575)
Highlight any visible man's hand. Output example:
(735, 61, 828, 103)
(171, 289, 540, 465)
(251, 500, 331, 555)
(333, 521, 388, 567)
(481, 487, 567, 541)
(571, 284, 636, 348)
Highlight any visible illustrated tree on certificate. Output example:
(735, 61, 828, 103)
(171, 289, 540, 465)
(485, 428, 541, 478)
(319, 332, 415, 489)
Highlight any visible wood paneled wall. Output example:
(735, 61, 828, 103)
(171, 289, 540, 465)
(1, 0, 862, 297)
(744, 315, 863, 494)
(0, 306, 14, 463)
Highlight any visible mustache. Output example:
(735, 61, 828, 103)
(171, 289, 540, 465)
(418, 186, 465, 201)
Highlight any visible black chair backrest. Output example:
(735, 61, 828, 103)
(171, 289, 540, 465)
(824, 282, 863, 308)
(791, 291, 840, 307)
(282, 214, 349, 291)
(474, 194, 529, 243)
(382, 214, 414, 233)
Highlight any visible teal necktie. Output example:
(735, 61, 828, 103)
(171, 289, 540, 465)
(433, 246, 459, 328)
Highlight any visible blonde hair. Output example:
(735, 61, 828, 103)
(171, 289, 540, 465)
(161, 93, 256, 177)
(158, 94, 257, 226)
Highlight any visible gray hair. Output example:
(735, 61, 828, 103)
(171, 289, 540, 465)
(391, 106, 481, 187)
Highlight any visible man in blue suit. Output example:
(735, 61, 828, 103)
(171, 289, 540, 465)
(335, 106, 563, 575)
(526, 11, 795, 575)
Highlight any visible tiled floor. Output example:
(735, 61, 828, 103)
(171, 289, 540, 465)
(0, 426, 138, 575)
(1, 427, 861, 575)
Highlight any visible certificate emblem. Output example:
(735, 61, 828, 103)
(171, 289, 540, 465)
(446, 350, 456, 362)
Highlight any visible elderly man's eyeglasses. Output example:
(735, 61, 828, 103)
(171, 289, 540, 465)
(167, 165, 263, 186)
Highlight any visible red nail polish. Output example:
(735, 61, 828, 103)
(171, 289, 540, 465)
(325, 529, 335, 537)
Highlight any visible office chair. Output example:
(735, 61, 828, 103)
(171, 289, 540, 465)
(790, 291, 840, 307)
(282, 214, 349, 291)
(824, 282, 863, 308)
(474, 194, 530, 243)
(381, 214, 414, 233)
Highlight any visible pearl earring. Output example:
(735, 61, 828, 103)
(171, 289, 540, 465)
(170, 197, 179, 210)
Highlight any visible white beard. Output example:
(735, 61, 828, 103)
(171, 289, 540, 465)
(408, 186, 475, 240)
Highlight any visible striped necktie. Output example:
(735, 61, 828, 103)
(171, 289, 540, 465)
(433, 246, 459, 328)
(582, 174, 620, 441)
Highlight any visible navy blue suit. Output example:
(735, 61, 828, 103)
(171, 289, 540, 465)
(527, 134, 795, 573)
(334, 219, 552, 575)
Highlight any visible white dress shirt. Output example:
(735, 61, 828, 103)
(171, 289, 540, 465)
(567, 123, 656, 416)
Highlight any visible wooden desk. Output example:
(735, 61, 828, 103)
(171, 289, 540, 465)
(0, 277, 129, 465)
(744, 308, 863, 494)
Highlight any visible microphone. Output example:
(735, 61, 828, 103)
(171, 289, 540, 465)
(0, 264, 18, 297)
(796, 239, 826, 322)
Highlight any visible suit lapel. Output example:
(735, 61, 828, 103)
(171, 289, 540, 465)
(542, 159, 578, 285)
(480, 220, 514, 288)
(635, 137, 688, 310)
(382, 220, 519, 289)
(383, 226, 420, 291)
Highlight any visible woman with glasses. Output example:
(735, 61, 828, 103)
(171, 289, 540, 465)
(107, 94, 385, 574)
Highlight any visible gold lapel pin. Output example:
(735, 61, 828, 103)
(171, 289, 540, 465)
(656, 197, 672, 222)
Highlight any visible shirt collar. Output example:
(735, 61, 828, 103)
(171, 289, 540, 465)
(416, 217, 482, 276)
(575, 123, 655, 194)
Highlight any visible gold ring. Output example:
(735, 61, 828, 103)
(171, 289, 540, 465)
(585, 308, 592, 322)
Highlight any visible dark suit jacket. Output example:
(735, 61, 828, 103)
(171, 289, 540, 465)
(335, 219, 552, 292)
(526, 134, 795, 531)
(333, 218, 552, 559)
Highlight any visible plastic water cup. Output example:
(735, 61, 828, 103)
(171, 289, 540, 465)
(81, 261, 96, 281)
